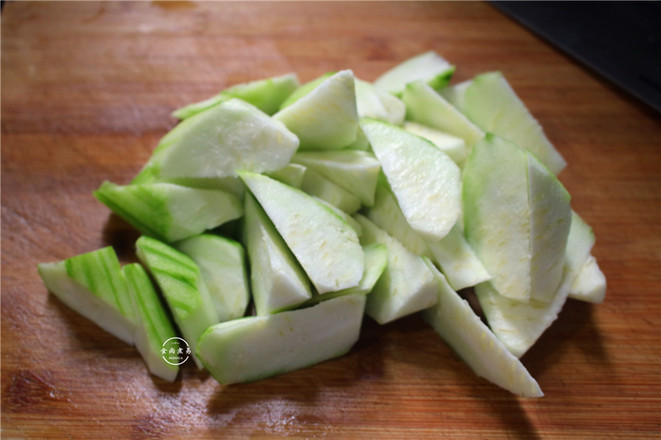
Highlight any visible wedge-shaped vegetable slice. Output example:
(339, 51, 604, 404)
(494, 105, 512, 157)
(563, 210, 606, 303)
(463, 134, 530, 301)
(37, 247, 136, 345)
(374, 51, 455, 95)
(134, 175, 246, 199)
(421, 261, 543, 398)
(123, 263, 179, 382)
(95, 181, 242, 243)
(439, 78, 472, 110)
(354, 215, 438, 324)
(463, 134, 571, 302)
(172, 73, 299, 119)
(402, 121, 467, 167)
(302, 243, 389, 306)
(133, 98, 299, 183)
(365, 177, 432, 258)
(570, 256, 606, 304)
(242, 193, 312, 315)
(365, 179, 490, 291)
(196, 293, 366, 385)
(427, 225, 492, 291)
(475, 210, 596, 357)
(239, 171, 364, 294)
(279, 72, 335, 110)
(345, 126, 370, 151)
(293, 150, 381, 206)
(458, 71, 567, 175)
(313, 196, 363, 237)
(355, 78, 406, 125)
(337, 243, 388, 296)
(564, 210, 596, 283)
(527, 154, 572, 302)
(274, 70, 359, 150)
(135, 236, 219, 368)
(267, 163, 307, 189)
(300, 167, 362, 214)
(361, 118, 461, 241)
(402, 80, 484, 149)
(174, 234, 250, 322)
(475, 273, 571, 359)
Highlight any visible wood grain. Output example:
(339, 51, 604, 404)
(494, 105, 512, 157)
(2, 1, 660, 438)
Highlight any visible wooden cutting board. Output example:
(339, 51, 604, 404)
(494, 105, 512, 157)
(2, 2, 660, 438)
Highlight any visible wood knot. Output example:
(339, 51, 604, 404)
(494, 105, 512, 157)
(4, 369, 63, 413)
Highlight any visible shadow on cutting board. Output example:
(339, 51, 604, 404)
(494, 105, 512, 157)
(204, 324, 377, 416)
(522, 299, 611, 379)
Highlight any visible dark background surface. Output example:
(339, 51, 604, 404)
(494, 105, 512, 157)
(492, 1, 661, 114)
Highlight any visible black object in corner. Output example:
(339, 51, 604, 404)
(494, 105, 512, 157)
(491, 1, 661, 115)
